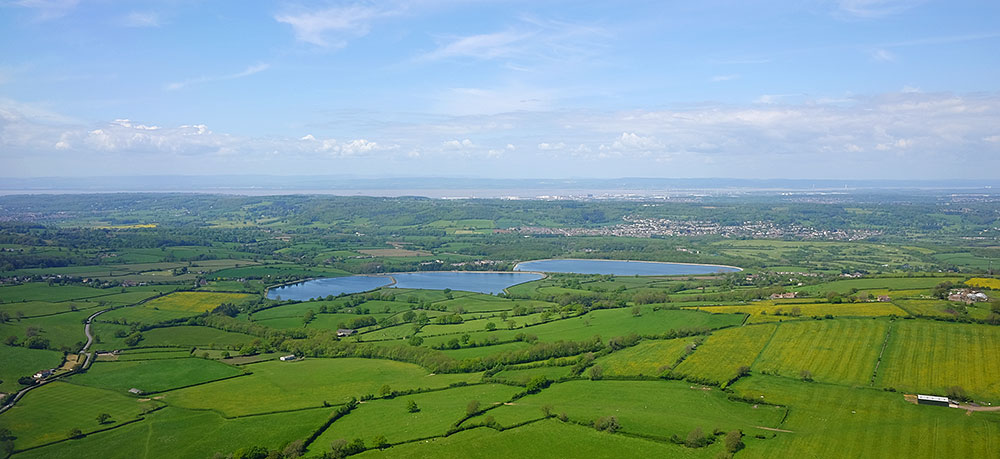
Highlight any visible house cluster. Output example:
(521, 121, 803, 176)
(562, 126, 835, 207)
(770, 292, 798, 300)
(515, 217, 883, 241)
(948, 289, 989, 303)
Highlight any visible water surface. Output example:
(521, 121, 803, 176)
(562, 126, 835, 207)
(267, 271, 544, 300)
(514, 259, 740, 276)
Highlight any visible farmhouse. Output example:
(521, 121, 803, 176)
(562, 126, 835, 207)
(877, 295, 891, 302)
(916, 394, 951, 407)
(948, 289, 989, 303)
(337, 329, 356, 337)
(280, 355, 296, 361)
(128, 388, 143, 395)
(769, 292, 797, 300)
(33, 369, 53, 379)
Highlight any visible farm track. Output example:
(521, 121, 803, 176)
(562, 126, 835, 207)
(0, 308, 108, 415)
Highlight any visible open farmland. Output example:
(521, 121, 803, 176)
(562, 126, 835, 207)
(139, 292, 252, 313)
(307, 383, 521, 453)
(672, 324, 777, 385)
(753, 319, 888, 385)
(688, 301, 907, 324)
(68, 358, 244, 394)
(876, 320, 1000, 399)
(593, 337, 695, 377)
(163, 358, 482, 417)
(730, 375, 1000, 459)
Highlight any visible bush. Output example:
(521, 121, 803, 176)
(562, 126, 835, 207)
(724, 430, 744, 453)
(686, 427, 709, 448)
(593, 416, 620, 433)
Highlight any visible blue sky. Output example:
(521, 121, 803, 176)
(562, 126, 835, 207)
(1, 0, 998, 178)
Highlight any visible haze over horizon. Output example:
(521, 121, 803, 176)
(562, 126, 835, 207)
(2, 0, 999, 180)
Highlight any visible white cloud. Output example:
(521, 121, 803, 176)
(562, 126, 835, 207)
(122, 11, 160, 28)
(711, 74, 740, 82)
(837, 0, 924, 18)
(10, 0, 79, 20)
(416, 17, 607, 66)
(3, 92, 999, 178)
(870, 48, 895, 62)
(166, 63, 270, 91)
(537, 142, 565, 151)
(443, 139, 474, 149)
(275, 5, 388, 47)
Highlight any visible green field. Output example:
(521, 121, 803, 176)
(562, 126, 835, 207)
(690, 301, 908, 324)
(1, 382, 162, 451)
(163, 358, 483, 416)
(731, 375, 1000, 459)
(593, 338, 694, 377)
(876, 321, 1000, 400)
(474, 380, 785, 439)
(137, 326, 255, 348)
(140, 292, 252, 313)
(0, 346, 65, 394)
(68, 358, 244, 394)
(11, 405, 331, 459)
(308, 383, 521, 453)
(753, 319, 888, 386)
(672, 324, 777, 385)
(355, 419, 722, 459)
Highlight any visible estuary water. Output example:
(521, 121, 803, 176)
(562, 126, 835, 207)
(266, 271, 544, 300)
(513, 259, 741, 276)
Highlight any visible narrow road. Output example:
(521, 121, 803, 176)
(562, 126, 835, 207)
(0, 308, 109, 414)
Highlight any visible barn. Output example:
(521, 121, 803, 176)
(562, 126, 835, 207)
(916, 394, 951, 407)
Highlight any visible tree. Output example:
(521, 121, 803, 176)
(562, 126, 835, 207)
(407, 335, 424, 346)
(302, 309, 315, 325)
(724, 430, 744, 453)
(372, 434, 389, 450)
(378, 384, 392, 397)
(96, 413, 112, 424)
(232, 445, 268, 459)
(799, 369, 813, 382)
(947, 385, 970, 402)
(406, 399, 420, 413)
(736, 365, 751, 378)
(485, 321, 497, 331)
(588, 364, 604, 380)
(282, 439, 305, 458)
(525, 375, 551, 394)
(466, 400, 480, 416)
(67, 428, 84, 439)
(685, 427, 707, 448)
(631, 305, 642, 317)
(593, 415, 620, 432)
(541, 404, 553, 417)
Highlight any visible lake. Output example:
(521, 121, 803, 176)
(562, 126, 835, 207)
(266, 271, 544, 300)
(513, 259, 741, 276)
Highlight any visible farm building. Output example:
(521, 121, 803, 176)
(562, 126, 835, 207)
(33, 369, 53, 379)
(280, 355, 296, 361)
(916, 394, 951, 407)
(770, 292, 798, 299)
(337, 329, 356, 337)
(128, 388, 143, 395)
(877, 295, 891, 302)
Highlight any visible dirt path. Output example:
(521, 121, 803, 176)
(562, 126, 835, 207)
(755, 426, 795, 433)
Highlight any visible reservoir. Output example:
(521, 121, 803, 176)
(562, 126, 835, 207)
(513, 259, 740, 276)
(267, 271, 544, 300)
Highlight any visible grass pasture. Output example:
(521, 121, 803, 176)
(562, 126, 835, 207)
(163, 358, 482, 417)
(137, 326, 254, 348)
(730, 375, 1000, 459)
(11, 405, 331, 459)
(140, 292, 252, 313)
(478, 380, 784, 440)
(356, 419, 720, 459)
(795, 277, 964, 295)
(594, 338, 694, 377)
(491, 365, 571, 385)
(876, 321, 1000, 400)
(689, 301, 907, 324)
(753, 319, 888, 386)
(308, 384, 521, 453)
(0, 346, 65, 394)
(1, 381, 162, 451)
(68, 358, 244, 394)
(672, 324, 777, 385)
